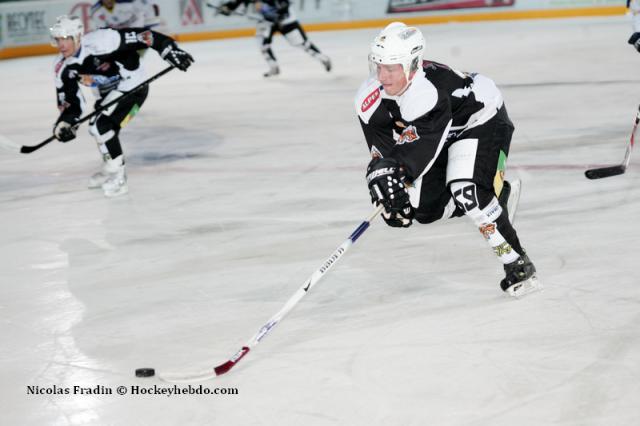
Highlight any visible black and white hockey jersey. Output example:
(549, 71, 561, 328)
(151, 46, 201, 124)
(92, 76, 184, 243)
(90, 0, 160, 30)
(355, 60, 504, 187)
(53, 27, 173, 124)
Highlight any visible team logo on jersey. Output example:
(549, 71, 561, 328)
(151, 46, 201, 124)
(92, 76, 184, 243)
(125, 31, 138, 44)
(137, 31, 154, 47)
(397, 125, 420, 145)
(479, 223, 495, 240)
(361, 88, 380, 112)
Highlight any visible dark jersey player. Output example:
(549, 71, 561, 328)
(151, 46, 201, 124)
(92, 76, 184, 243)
(50, 15, 193, 197)
(355, 22, 541, 297)
(218, 0, 331, 77)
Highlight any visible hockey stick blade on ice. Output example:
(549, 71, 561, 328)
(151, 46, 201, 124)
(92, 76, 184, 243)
(17, 66, 175, 154)
(585, 104, 639, 179)
(157, 204, 385, 383)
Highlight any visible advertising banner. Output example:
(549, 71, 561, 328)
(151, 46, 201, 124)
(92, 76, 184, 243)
(0, 0, 626, 58)
(387, 0, 516, 14)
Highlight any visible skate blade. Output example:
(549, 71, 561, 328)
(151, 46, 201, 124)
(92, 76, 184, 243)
(505, 276, 543, 298)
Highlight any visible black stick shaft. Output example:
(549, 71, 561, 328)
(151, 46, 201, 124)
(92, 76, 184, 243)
(20, 66, 175, 154)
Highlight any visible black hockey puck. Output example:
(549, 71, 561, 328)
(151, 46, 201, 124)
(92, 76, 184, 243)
(135, 368, 155, 378)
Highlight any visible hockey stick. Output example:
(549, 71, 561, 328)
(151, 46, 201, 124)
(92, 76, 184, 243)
(584, 104, 639, 179)
(13, 66, 175, 154)
(158, 204, 385, 383)
(205, 2, 265, 22)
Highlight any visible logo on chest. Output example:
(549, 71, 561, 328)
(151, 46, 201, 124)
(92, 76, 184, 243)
(396, 125, 420, 145)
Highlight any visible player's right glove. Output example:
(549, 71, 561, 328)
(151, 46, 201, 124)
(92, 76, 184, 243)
(160, 42, 194, 71)
(628, 32, 640, 52)
(54, 121, 77, 142)
(366, 157, 415, 228)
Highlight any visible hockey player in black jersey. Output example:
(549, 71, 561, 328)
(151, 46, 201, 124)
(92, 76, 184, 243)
(355, 22, 541, 297)
(50, 15, 193, 197)
(217, 0, 331, 77)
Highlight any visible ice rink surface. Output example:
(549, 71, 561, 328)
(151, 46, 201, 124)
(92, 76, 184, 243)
(1, 15, 640, 426)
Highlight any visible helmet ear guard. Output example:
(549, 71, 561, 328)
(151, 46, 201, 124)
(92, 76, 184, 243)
(49, 15, 84, 47)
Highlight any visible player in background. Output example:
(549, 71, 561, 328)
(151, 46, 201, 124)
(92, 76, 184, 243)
(90, 0, 168, 33)
(628, 0, 640, 51)
(355, 23, 541, 297)
(217, 0, 331, 77)
(50, 15, 193, 197)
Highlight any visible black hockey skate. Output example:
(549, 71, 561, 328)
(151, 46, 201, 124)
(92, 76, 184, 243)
(500, 253, 542, 297)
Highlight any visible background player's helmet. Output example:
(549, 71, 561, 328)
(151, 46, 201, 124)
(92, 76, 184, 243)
(50, 15, 84, 47)
(369, 22, 425, 82)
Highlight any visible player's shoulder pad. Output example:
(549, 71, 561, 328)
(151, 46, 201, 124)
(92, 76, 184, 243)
(395, 71, 438, 122)
(355, 77, 383, 124)
(82, 28, 122, 55)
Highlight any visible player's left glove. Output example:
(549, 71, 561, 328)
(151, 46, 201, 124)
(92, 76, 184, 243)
(366, 157, 415, 228)
(160, 42, 194, 71)
(628, 32, 640, 52)
(53, 121, 77, 142)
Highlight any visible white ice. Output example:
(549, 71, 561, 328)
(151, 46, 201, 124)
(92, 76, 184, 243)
(1, 16, 639, 426)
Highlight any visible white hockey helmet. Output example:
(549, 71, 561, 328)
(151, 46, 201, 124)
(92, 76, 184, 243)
(369, 22, 425, 81)
(49, 15, 84, 47)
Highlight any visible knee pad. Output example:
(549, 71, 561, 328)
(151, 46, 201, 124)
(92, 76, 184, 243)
(255, 22, 272, 40)
(89, 115, 116, 144)
(449, 181, 502, 226)
(284, 28, 305, 47)
(446, 138, 478, 184)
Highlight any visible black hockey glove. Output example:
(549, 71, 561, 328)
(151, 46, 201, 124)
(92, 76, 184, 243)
(628, 32, 640, 52)
(160, 42, 194, 71)
(366, 157, 415, 228)
(54, 121, 77, 143)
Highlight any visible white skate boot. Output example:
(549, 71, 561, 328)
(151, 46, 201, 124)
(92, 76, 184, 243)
(88, 156, 128, 197)
(102, 167, 127, 197)
(263, 65, 280, 78)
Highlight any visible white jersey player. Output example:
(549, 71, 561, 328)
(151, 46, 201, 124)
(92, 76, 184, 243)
(355, 23, 541, 297)
(90, 0, 164, 32)
(50, 15, 193, 197)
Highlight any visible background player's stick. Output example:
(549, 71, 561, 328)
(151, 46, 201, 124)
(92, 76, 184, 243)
(585, 104, 638, 179)
(4, 66, 175, 155)
(156, 204, 385, 383)
(206, 2, 265, 22)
